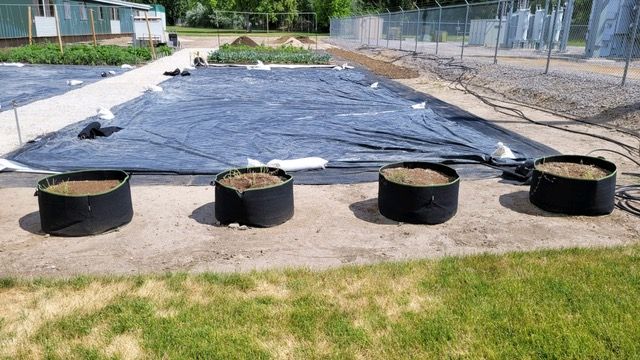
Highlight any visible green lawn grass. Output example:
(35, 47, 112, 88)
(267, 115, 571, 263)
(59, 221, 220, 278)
(167, 25, 327, 38)
(1, 246, 640, 359)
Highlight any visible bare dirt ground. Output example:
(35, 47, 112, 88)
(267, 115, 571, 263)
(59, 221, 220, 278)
(0, 37, 639, 278)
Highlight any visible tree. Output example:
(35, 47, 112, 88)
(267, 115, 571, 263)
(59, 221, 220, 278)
(314, 0, 351, 30)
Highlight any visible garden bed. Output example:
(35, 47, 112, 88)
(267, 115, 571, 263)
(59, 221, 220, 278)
(0, 43, 170, 66)
(209, 44, 330, 64)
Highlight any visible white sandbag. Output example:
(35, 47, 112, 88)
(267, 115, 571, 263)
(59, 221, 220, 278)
(266, 157, 328, 172)
(491, 142, 516, 159)
(67, 79, 83, 86)
(247, 158, 266, 167)
(143, 84, 163, 92)
(246, 60, 271, 71)
(121, 64, 133, 69)
(411, 102, 426, 109)
(0, 62, 25, 67)
(370, 82, 379, 89)
(97, 107, 114, 120)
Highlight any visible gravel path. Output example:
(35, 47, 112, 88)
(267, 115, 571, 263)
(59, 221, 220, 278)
(0, 48, 212, 156)
(359, 47, 640, 133)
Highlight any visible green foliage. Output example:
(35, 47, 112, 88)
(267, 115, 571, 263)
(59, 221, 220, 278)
(0, 44, 153, 66)
(209, 44, 331, 64)
(314, 0, 351, 29)
(156, 45, 174, 57)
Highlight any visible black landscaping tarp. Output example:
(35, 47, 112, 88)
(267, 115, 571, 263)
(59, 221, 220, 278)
(8, 67, 557, 184)
(0, 64, 123, 111)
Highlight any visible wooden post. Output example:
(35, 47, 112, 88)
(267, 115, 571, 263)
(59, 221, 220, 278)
(144, 12, 156, 60)
(28, 6, 33, 45)
(89, 9, 97, 46)
(53, 3, 64, 54)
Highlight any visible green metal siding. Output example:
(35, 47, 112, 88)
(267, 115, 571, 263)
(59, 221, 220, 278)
(1, 0, 140, 39)
(0, 0, 33, 39)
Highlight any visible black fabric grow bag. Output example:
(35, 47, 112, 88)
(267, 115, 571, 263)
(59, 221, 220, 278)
(37, 170, 133, 236)
(214, 167, 294, 227)
(378, 162, 460, 224)
(529, 155, 617, 215)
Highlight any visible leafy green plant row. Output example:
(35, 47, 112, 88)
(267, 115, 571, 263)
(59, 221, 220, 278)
(0, 44, 172, 66)
(209, 44, 331, 65)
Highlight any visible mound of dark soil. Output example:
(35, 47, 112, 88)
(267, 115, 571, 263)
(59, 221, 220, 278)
(231, 36, 259, 47)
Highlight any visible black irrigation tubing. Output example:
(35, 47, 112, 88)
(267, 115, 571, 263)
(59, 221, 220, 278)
(586, 149, 640, 167)
(406, 52, 640, 157)
(616, 185, 640, 217)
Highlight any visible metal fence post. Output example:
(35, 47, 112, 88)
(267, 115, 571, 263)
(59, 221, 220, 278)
(622, 4, 640, 85)
(493, 0, 503, 64)
(544, 0, 561, 74)
(376, 11, 380, 47)
(367, 12, 372, 46)
(387, 9, 391, 49)
(400, 7, 405, 50)
(462, 0, 470, 59)
(435, 1, 442, 54)
(415, 3, 420, 52)
(12, 101, 23, 146)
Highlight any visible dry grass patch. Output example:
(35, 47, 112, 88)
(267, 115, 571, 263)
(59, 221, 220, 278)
(0, 282, 131, 358)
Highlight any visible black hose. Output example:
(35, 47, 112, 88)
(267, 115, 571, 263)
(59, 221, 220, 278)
(406, 52, 640, 156)
(616, 185, 640, 217)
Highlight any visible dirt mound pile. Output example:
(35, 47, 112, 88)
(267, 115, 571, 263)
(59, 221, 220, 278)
(327, 48, 419, 79)
(295, 36, 316, 44)
(282, 37, 305, 47)
(231, 36, 259, 47)
(274, 36, 316, 45)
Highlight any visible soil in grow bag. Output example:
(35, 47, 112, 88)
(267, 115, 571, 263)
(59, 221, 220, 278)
(215, 167, 294, 227)
(219, 172, 285, 192)
(535, 162, 611, 180)
(44, 180, 121, 196)
(380, 168, 454, 186)
(378, 162, 460, 225)
(529, 155, 617, 216)
(37, 170, 133, 236)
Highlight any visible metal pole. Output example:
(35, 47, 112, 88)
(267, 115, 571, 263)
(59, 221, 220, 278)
(387, 9, 391, 48)
(493, 0, 503, 64)
(376, 11, 380, 47)
(414, 3, 420, 52)
(435, 1, 442, 54)
(622, 5, 640, 85)
(12, 101, 23, 146)
(462, 0, 470, 59)
(367, 12, 372, 46)
(216, 15, 220, 47)
(544, 0, 561, 74)
(315, 13, 318, 51)
(399, 7, 404, 50)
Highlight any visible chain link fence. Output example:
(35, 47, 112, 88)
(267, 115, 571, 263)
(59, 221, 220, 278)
(331, 0, 640, 85)
(183, 10, 319, 50)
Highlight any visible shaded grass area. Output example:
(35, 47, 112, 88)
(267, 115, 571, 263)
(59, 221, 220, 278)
(210, 44, 331, 64)
(1, 246, 640, 359)
(0, 44, 171, 66)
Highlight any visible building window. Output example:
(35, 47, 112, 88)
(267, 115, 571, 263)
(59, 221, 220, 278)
(63, 1, 71, 20)
(33, 0, 55, 17)
(80, 4, 87, 20)
(97, 6, 104, 20)
(110, 8, 119, 21)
